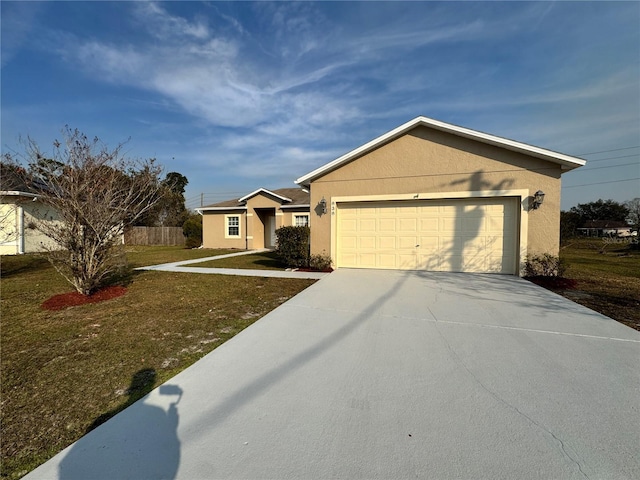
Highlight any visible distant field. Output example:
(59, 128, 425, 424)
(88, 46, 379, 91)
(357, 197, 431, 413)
(555, 237, 640, 331)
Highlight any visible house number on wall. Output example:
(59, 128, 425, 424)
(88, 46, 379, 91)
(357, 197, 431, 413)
(331, 202, 336, 215)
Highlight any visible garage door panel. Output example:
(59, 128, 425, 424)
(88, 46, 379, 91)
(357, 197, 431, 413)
(337, 198, 518, 274)
(379, 254, 398, 268)
(360, 219, 376, 231)
(420, 217, 439, 231)
(398, 218, 417, 232)
(341, 236, 357, 249)
(440, 216, 460, 232)
(398, 236, 418, 249)
(419, 236, 439, 251)
(464, 236, 487, 251)
(341, 218, 357, 232)
(360, 236, 376, 249)
(487, 215, 509, 232)
(417, 254, 441, 270)
(461, 216, 485, 233)
(398, 254, 416, 269)
(463, 253, 487, 272)
(358, 253, 376, 268)
(379, 236, 396, 249)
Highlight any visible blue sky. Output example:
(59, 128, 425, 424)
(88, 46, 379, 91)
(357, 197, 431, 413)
(2, 1, 639, 211)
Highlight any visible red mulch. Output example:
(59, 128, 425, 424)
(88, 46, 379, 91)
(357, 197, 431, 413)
(296, 267, 334, 273)
(42, 286, 127, 311)
(525, 276, 578, 290)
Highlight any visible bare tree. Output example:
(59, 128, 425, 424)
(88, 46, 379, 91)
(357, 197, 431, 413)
(5, 127, 163, 295)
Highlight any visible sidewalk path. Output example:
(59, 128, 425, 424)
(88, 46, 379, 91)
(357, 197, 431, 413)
(135, 249, 328, 280)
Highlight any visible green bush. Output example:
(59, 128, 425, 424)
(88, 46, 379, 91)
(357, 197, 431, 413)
(182, 214, 202, 249)
(309, 253, 333, 271)
(275, 226, 310, 268)
(524, 253, 566, 277)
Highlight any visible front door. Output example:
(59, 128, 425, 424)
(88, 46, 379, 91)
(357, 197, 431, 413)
(265, 215, 276, 248)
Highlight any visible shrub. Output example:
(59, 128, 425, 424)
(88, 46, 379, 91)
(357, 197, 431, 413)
(275, 226, 310, 268)
(524, 253, 566, 277)
(309, 252, 333, 271)
(182, 214, 202, 249)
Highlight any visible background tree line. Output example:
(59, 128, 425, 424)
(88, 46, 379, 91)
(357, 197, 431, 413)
(561, 198, 640, 240)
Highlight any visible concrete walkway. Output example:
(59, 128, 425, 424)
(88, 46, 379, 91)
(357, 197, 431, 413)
(25, 270, 640, 479)
(135, 249, 328, 280)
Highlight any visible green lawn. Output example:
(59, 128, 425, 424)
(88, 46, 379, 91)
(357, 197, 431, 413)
(1, 248, 315, 479)
(186, 250, 285, 270)
(123, 245, 239, 268)
(556, 238, 640, 331)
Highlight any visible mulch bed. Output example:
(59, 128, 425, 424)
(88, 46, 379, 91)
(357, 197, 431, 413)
(41, 286, 127, 311)
(295, 268, 334, 273)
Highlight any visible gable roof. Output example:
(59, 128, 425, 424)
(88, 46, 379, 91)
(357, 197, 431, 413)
(197, 187, 309, 212)
(239, 188, 292, 203)
(296, 116, 586, 187)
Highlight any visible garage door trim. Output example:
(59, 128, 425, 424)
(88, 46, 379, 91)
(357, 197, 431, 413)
(330, 189, 529, 275)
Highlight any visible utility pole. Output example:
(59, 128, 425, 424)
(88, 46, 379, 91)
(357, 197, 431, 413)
(200, 193, 204, 207)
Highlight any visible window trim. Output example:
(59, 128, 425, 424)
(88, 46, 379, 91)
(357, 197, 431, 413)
(225, 214, 241, 238)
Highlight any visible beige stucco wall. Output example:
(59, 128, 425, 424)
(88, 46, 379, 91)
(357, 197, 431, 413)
(201, 210, 247, 250)
(308, 126, 562, 271)
(201, 194, 311, 250)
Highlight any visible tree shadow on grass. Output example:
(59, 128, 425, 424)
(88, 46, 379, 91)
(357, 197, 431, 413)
(0, 253, 50, 278)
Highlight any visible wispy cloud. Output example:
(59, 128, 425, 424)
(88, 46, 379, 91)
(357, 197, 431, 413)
(133, 2, 210, 41)
(2, 1, 637, 208)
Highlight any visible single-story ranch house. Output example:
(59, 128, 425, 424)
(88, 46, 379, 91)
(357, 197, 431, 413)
(201, 116, 586, 275)
(197, 188, 310, 250)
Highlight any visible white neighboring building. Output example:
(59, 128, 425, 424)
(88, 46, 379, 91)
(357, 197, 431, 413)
(0, 191, 60, 255)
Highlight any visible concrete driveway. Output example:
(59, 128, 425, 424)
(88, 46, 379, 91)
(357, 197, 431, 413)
(27, 270, 640, 479)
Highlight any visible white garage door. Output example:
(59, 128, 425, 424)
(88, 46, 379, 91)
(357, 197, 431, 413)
(337, 198, 518, 273)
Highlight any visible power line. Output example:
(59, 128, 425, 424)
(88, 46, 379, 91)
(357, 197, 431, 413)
(577, 145, 640, 156)
(582, 153, 639, 163)
(573, 161, 640, 172)
(562, 177, 640, 189)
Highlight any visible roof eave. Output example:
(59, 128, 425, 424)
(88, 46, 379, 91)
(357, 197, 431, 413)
(0, 190, 39, 198)
(280, 204, 310, 209)
(196, 206, 247, 213)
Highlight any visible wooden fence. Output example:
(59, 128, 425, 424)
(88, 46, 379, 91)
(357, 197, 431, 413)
(124, 227, 185, 246)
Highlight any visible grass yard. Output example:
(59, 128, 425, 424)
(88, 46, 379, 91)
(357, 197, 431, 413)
(0, 247, 316, 479)
(554, 238, 640, 331)
(123, 245, 239, 268)
(186, 250, 285, 270)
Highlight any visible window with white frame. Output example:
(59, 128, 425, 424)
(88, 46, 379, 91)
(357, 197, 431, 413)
(225, 215, 240, 238)
(294, 214, 309, 227)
